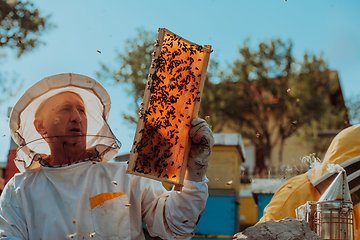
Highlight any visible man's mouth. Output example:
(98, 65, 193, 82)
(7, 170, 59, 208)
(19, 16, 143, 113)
(69, 127, 82, 134)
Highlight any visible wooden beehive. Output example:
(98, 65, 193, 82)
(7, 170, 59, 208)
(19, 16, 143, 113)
(126, 28, 212, 190)
(206, 133, 245, 192)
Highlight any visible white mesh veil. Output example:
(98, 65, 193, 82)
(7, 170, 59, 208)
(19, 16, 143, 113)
(9, 73, 121, 172)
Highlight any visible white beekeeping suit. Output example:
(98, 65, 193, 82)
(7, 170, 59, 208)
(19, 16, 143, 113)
(0, 73, 209, 240)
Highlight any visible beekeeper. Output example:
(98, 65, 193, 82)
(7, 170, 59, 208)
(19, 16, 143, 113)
(0, 73, 214, 240)
(257, 124, 360, 239)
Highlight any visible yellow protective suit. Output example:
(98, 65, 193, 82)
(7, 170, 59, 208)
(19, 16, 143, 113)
(257, 124, 360, 239)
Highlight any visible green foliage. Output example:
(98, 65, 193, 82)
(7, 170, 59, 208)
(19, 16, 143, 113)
(346, 94, 360, 125)
(0, 0, 53, 57)
(289, 54, 348, 156)
(0, 0, 53, 105)
(0, 71, 21, 104)
(99, 30, 348, 170)
(197, 59, 225, 131)
(216, 39, 347, 168)
(97, 28, 156, 124)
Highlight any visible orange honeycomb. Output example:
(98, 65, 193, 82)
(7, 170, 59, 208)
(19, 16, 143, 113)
(127, 29, 211, 189)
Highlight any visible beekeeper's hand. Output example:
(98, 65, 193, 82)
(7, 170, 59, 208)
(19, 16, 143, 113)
(185, 118, 214, 182)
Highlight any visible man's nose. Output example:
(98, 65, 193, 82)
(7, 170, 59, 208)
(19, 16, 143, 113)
(70, 109, 82, 122)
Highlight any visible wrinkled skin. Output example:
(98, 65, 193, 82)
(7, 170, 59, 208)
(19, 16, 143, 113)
(34, 92, 89, 166)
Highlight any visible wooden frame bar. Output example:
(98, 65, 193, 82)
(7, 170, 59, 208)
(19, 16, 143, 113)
(126, 28, 212, 191)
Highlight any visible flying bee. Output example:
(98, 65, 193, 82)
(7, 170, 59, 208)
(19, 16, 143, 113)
(226, 180, 233, 186)
(68, 233, 76, 238)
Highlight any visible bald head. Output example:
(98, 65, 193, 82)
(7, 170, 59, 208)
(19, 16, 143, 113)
(35, 91, 85, 120)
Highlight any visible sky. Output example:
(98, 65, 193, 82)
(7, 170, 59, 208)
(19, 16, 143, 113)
(0, 0, 359, 162)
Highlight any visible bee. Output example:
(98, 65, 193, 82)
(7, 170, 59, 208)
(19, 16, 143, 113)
(89, 232, 95, 238)
(96, 50, 101, 54)
(68, 233, 76, 238)
(111, 181, 117, 185)
(226, 180, 233, 186)
(125, 204, 131, 208)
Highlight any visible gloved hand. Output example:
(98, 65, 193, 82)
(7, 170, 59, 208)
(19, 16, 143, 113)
(185, 118, 214, 182)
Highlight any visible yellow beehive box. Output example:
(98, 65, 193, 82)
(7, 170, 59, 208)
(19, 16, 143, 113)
(207, 133, 245, 193)
(239, 189, 258, 226)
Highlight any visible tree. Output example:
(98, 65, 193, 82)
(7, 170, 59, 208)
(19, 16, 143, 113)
(0, 0, 53, 57)
(207, 39, 348, 170)
(97, 28, 156, 124)
(97, 29, 220, 126)
(0, 0, 53, 102)
(288, 54, 348, 158)
(98, 30, 348, 171)
(346, 94, 360, 125)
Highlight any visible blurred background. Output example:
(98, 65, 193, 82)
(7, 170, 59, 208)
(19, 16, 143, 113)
(0, 0, 359, 238)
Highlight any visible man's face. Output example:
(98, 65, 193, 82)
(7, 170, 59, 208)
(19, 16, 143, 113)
(35, 92, 88, 146)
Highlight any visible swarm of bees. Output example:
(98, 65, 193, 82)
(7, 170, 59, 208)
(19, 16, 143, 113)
(127, 29, 211, 188)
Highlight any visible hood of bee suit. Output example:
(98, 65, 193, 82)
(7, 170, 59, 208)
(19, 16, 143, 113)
(310, 124, 360, 183)
(9, 73, 121, 172)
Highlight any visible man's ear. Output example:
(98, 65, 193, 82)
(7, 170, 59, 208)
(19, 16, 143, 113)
(34, 119, 47, 135)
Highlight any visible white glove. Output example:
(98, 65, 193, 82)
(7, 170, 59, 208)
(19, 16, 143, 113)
(185, 118, 214, 182)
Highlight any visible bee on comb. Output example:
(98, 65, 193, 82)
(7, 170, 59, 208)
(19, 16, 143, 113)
(127, 28, 212, 191)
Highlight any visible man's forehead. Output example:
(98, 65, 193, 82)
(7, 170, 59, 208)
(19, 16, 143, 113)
(35, 91, 85, 118)
(47, 92, 84, 106)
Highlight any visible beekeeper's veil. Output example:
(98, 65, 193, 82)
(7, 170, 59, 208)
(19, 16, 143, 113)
(10, 73, 121, 172)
